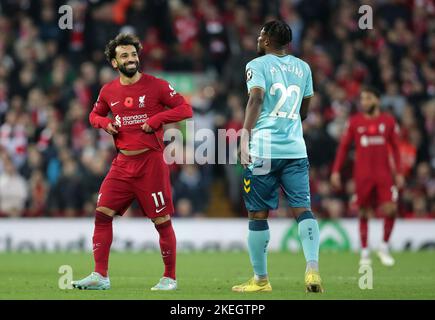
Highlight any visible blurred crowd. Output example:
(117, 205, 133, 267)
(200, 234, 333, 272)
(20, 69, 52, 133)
(0, 0, 434, 218)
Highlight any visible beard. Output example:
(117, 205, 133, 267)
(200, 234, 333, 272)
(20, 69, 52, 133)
(118, 61, 139, 78)
(367, 104, 377, 114)
(257, 43, 266, 56)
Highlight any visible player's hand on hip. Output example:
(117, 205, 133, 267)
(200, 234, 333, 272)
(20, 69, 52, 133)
(395, 174, 405, 189)
(141, 122, 154, 133)
(330, 172, 342, 190)
(105, 123, 119, 135)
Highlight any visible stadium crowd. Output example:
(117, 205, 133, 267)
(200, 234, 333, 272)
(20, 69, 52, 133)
(0, 0, 434, 218)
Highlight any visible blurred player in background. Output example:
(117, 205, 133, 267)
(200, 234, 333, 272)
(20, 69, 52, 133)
(331, 87, 404, 267)
(233, 21, 323, 293)
(72, 34, 192, 290)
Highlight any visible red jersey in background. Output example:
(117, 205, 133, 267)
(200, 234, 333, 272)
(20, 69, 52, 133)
(332, 112, 402, 207)
(333, 112, 401, 180)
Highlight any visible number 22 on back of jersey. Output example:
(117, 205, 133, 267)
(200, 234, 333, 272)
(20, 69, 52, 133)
(269, 83, 301, 120)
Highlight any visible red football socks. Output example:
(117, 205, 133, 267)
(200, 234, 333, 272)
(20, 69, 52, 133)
(359, 217, 368, 248)
(93, 211, 113, 277)
(383, 216, 395, 242)
(155, 220, 177, 280)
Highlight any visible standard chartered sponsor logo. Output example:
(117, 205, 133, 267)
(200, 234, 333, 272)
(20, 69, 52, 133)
(115, 115, 121, 127)
(280, 220, 351, 252)
(360, 135, 385, 147)
(122, 114, 148, 126)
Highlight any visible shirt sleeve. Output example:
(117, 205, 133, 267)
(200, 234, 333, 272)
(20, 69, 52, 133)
(332, 118, 355, 173)
(388, 117, 402, 174)
(303, 63, 314, 98)
(89, 86, 112, 129)
(246, 60, 266, 93)
(145, 79, 193, 130)
(158, 79, 186, 108)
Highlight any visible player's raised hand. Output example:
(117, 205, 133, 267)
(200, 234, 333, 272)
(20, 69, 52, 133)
(105, 123, 119, 135)
(141, 122, 154, 133)
(330, 172, 342, 190)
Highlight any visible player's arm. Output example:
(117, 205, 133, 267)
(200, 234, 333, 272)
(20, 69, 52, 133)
(89, 87, 118, 135)
(389, 118, 405, 188)
(300, 96, 311, 121)
(142, 80, 193, 132)
(239, 60, 266, 167)
(240, 87, 264, 167)
(243, 88, 265, 137)
(330, 119, 355, 189)
(300, 63, 314, 121)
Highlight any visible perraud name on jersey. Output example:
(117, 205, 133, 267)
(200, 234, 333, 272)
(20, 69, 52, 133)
(270, 64, 304, 78)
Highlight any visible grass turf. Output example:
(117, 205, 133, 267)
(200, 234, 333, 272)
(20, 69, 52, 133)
(0, 251, 434, 300)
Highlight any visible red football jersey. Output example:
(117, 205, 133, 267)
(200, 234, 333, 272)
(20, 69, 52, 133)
(332, 112, 401, 182)
(89, 73, 192, 151)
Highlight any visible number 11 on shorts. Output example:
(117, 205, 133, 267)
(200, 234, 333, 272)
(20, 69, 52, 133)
(151, 191, 165, 208)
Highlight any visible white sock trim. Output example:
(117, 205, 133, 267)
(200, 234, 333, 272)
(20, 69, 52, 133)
(254, 274, 268, 281)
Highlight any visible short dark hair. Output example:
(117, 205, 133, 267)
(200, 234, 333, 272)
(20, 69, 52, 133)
(104, 33, 143, 63)
(361, 85, 381, 98)
(262, 20, 292, 47)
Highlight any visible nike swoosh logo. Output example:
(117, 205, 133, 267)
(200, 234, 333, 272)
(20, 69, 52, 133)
(155, 206, 166, 213)
(111, 101, 120, 106)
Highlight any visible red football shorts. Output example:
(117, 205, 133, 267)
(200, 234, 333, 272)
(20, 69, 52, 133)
(97, 149, 174, 218)
(354, 177, 398, 208)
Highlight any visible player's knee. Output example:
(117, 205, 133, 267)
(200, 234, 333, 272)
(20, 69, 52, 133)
(290, 207, 311, 219)
(248, 211, 269, 220)
(96, 207, 116, 217)
(152, 214, 170, 225)
(359, 209, 370, 219)
(359, 212, 369, 219)
(382, 203, 397, 217)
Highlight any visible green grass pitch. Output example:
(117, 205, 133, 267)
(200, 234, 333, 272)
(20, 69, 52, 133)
(0, 251, 434, 299)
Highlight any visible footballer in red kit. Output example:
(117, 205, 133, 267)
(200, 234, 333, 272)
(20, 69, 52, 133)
(72, 33, 192, 291)
(331, 86, 404, 267)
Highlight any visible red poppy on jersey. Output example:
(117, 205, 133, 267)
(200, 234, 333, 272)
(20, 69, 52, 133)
(124, 97, 134, 107)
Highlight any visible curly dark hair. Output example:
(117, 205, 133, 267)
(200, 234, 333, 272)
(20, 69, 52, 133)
(361, 85, 381, 98)
(262, 20, 292, 47)
(104, 33, 143, 63)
